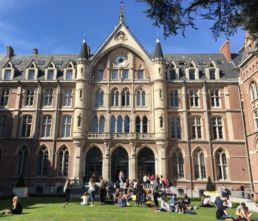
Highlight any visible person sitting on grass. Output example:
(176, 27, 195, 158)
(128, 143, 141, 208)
(160, 195, 171, 212)
(216, 201, 235, 220)
(235, 202, 252, 221)
(169, 194, 178, 212)
(80, 192, 89, 205)
(0, 196, 23, 215)
(200, 194, 213, 207)
(215, 196, 223, 208)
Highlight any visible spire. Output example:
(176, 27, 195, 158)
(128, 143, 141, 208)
(119, 0, 124, 24)
(154, 38, 164, 59)
(79, 37, 89, 60)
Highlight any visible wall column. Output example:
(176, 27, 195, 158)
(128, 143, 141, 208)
(72, 140, 84, 185)
(157, 141, 168, 178)
(129, 142, 136, 180)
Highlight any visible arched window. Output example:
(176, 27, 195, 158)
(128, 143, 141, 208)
(92, 116, 98, 133)
(111, 88, 119, 106)
(77, 115, 82, 128)
(37, 146, 49, 176)
(138, 147, 155, 179)
(17, 146, 28, 176)
(136, 89, 145, 107)
(121, 88, 130, 106)
(172, 149, 184, 179)
(99, 116, 105, 133)
(159, 116, 164, 128)
(250, 82, 258, 101)
(215, 149, 228, 180)
(142, 116, 148, 133)
(136, 116, 141, 133)
(117, 115, 123, 133)
(58, 146, 69, 176)
(110, 115, 116, 133)
(95, 89, 104, 106)
(193, 149, 206, 179)
(124, 116, 130, 133)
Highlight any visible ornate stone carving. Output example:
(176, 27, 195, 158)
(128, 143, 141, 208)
(115, 31, 128, 42)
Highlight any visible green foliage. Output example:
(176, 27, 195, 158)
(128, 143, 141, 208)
(16, 176, 26, 187)
(138, 0, 258, 39)
(206, 176, 216, 191)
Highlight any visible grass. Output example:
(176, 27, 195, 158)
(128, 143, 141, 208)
(0, 196, 255, 221)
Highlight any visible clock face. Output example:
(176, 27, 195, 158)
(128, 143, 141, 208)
(115, 56, 127, 66)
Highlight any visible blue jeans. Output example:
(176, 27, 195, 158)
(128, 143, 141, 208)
(220, 215, 234, 220)
(90, 190, 96, 203)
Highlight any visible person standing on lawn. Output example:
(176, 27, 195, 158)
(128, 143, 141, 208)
(63, 178, 72, 207)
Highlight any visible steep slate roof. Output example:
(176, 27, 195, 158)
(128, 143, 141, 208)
(154, 39, 164, 59)
(165, 53, 239, 80)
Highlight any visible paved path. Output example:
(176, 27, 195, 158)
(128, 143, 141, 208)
(231, 197, 258, 212)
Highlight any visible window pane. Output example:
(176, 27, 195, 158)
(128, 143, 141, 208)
(111, 70, 118, 80)
(122, 69, 128, 79)
(28, 70, 35, 80)
(4, 70, 11, 80)
(97, 69, 104, 81)
(66, 70, 73, 80)
(47, 70, 54, 80)
(137, 70, 144, 80)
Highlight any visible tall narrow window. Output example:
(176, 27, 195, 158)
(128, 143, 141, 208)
(169, 69, 177, 80)
(212, 117, 223, 139)
(66, 69, 73, 80)
(77, 116, 82, 128)
(211, 90, 220, 107)
(21, 115, 32, 137)
(110, 116, 116, 133)
(99, 116, 105, 133)
(111, 89, 119, 106)
(41, 115, 51, 137)
(58, 146, 69, 176)
(216, 149, 228, 180)
(136, 116, 141, 133)
(160, 116, 164, 128)
(17, 146, 28, 176)
(47, 69, 54, 80)
(4, 69, 12, 80)
(111, 69, 118, 80)
(122, 69, 129, 80)
(117, 115, 123, 133)
(209, 69, 216, 80)
(95, 89, 104, 107)
(172, 149, 184, 179)
(189, 69, 195, 80)
(124, 116, 130, 133)
(63, 89, 72, 107)
(0, 89, 10, 106)
(37, 146, 48, 176)
(136, 89, 145, 107)
(142, 116, 148, 133)
(121, 88, 130, 106)
(96, 69, 104, 81)
(190, 90, 199, 107)
(254, 110, 258, 130)
(191, 117, 202, 139)
(0, 115, 7, 137)
(170, 117, 181, 139)
(137, 69, 144, 80)
(194, 149, 206, 179)
(169, 90, 179, 107)
(92, 116, 98, 133)
(24, 89, 34, 106)
(28, 69, 35, 80)
(250, 82, 258, 101)
(43, 89, 53, 106)
(61, 115, 71, 137)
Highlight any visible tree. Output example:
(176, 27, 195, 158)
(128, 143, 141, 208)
(206, 176, 216, 191)
(138, 0, 258, 39)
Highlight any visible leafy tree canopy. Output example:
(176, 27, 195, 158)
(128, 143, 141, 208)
(138, 0, 258, 39)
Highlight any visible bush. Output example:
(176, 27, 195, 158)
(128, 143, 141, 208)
(206, 176, 216, 191)
(16, 176, 26, 187)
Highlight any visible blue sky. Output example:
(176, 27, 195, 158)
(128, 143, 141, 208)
(0, 0, 245, 55)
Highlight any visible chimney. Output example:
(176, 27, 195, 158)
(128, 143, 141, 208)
(33, 48, 38, 55)
(219, 40, 231, 63)
(6, 46, 14, 58)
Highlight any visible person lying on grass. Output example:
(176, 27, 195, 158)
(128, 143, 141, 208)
(0, 195, 22, 215)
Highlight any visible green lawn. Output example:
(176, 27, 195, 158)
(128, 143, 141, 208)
(0, 197, 254, 221)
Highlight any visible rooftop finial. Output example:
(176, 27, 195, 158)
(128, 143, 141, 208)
(119, 0, 124, 24)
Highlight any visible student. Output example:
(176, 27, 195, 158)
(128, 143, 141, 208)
(201, 195, 213, 207)
(99, 177, 107, 205)
(1, 196, 23, 215)
(88, 177, 96, 206)
(80, 192, 89, 205)
(169, 194, 177, 212)
(236, 202, 252, 221)
(215, 196, 223, 208)
(63, 178, 72, 207)
(153, 177, 160, 208)
(216, 202, 234, 220)
(222, 185, 231, 200)
(160, 195, 171, 212)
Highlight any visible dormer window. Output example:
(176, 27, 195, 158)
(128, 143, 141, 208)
(189, 69, 195, 80)
(47, 70, 54, 80)
(209, 69, 216, 80)
(169, 69, 177, 80)
(26, 62, 37, 80)
(186, 62, 198, 80)
(2, 62, 13, 80)
(66, 69, 73, 80)
(206, 60, 220, 80)
(168, 62, 179, 80)
(4, 69, 12, 80)
(28, 70, 35, 80)
(45, 62, 56, 80)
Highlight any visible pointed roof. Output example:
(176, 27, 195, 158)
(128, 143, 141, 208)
(154, 38, 164, 59)
(119, 0, 125, 24)
(79, 38, 89, 59)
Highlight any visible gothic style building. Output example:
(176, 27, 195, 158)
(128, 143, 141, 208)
(0, 6, 256, 195)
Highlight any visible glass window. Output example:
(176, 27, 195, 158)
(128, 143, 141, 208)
(0, 89, 10, 106)
(97, 69, 104, 81)
(47, 70, 54, 80)
(142, 116, 148, 133)
(124, 116, 130, 133)
(191, 117, 202, 139)
(172, 149, 184, 179)
(121, 88, 130, 106)
(43, 89, 53, 106)
(92, 116, 98, 133)
(37, 146, 48, 176)
(21, 115, 32, 137)
(24, 89, 34, 106)
(190, 90, 199, 107)
(169, 69, 177, 80)
(189, 69, 195, 80)
(58, 146, 69, 176)
(209, 69, 216, 80)
(250, 82, 258, 101)
(194, 150, 206, 179)
(95, 90, 104, 106)
(0, 115, 7, 137)
(216, 149, 228, 180)
(99, 116, 105, 133)
(111, 89, 119, 106)
(160, 116, 163, 128)
(110, 116, 116, 133)
(41, 115, 51, 137)
(169, 90, 179, 107)
(63, 89, 72, 107)
(254, 110, 258, 129)
(117, 115, 123, 133)
(17, 147, 28, 176)
(212, 117, 223, 139)
(4, 69, 11, 80)
(137, 70, 144, 80)
(61, 115, 71, 137)
(122, 69, 129, 80)
(211, 90, 220, 107)
(28, 69, 35, 80)
(66, 69, 73, 80)
(111, 69, 118, 80)
(170, 117, 181, 139)
(136, 116, 141, 133)
(136, 89, 145, 107)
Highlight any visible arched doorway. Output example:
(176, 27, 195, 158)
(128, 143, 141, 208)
(138, 147, 155, 179)
(85, 147, 103, 182)
(111, 147, 128, 182)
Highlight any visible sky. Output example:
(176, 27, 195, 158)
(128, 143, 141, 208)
(0, 0, 245, 56)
